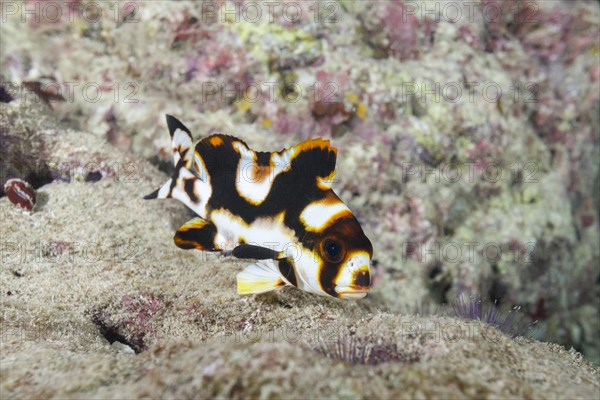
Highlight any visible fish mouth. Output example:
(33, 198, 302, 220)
(335, 285, 369, 300)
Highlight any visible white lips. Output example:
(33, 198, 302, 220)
(335, 285, 369, 299)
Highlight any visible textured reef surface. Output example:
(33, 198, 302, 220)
(1, 97, 598, 398)
(1, 0, 599, 398)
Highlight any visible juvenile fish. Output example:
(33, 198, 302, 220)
(145, 115, 373, 299)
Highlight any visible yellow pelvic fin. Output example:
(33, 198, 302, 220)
(236, 260, 287, 295)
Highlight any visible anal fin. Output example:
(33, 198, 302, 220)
(174, 217, 219, 251)
(237, 260, 287, 295)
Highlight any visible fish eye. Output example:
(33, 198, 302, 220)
(321, 238, 346, 264)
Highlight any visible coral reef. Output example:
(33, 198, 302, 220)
(1, 52, 599, 396)
(0, 0, 599, 396)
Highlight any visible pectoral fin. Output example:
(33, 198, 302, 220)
(232, 244, 282, 260)
(174, 217, 219, 251)
(237, 260, 287, 295)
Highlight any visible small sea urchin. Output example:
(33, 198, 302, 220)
(411, 295, 539, 339)
(312, 333, 420, 365)
(448, 296, 538, 339)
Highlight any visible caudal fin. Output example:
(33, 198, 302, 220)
(144, 115, 194, 200)
(143, 178, 173, 199)
(166, 114, 193, 167)
(144, 115, 210, 219)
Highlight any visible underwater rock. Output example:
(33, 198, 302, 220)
(0, 92, 598, 398)
(0, 81, 55, 196)
(1, 0, 598, 370)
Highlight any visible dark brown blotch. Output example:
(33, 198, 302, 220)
(183, 177, 199, 203)
(354, 269, 371, 288)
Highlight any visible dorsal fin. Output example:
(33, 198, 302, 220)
(194, 134, 249, 177)
(166, 115, 193, 167)
(285, 138, 337, 189)
(192, 135, 338, 190)
(197, 134, 243, 149)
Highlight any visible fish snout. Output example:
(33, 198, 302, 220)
(335, 266, 371, 299)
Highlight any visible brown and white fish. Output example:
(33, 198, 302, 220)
(145, 115, 373, 299)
